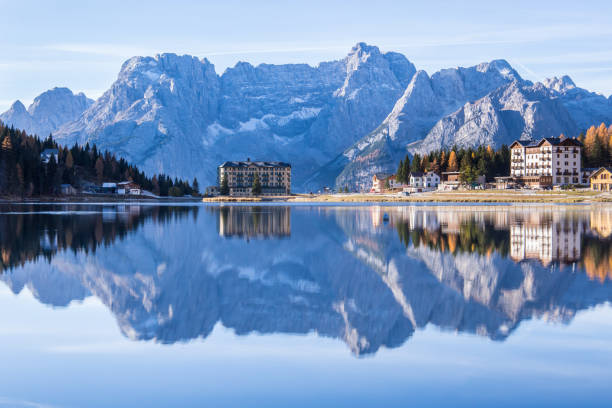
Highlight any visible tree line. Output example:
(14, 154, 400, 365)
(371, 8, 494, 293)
(395, 144, 511, 184)
(0, 204, 197, 273)
(0, 121, 199, 197)
(579, 123, 612, 168)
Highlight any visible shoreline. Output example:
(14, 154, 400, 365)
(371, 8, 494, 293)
(202, 190, 612, 204)
(0, 195, 203, 203)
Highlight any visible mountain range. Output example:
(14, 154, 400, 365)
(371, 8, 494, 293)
(2, 43, 612, 191)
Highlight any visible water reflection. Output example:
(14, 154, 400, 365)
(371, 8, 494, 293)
(2, 203, 612, 356)
(216, 206, 291, 238)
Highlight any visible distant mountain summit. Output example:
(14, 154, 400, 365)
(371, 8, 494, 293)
(0, 87, 92, 138)
(2, 44, 612, 190)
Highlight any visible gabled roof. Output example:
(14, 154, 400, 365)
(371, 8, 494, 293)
(219, 161, 291, 168)
(538, 137, 582, 147)
(409, 171, 424, 177)
(511, 137, 582, 148)
(589, 167, 612, 179)
(373, 173, 392, 180)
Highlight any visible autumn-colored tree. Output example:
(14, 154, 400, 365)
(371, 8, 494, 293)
(65, 150, 74, 169)
(486, 145, 494, 160)
(421, 155, 430, 172)
(95, 157, 104, 184)
(447, 150, 458, 171)
(585, 126, 600, 165)
(431, 158, 440, 175)
(597, 123, 608, 144)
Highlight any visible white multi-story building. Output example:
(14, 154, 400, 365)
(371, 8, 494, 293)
(509, 137, 582, 187)
(510, 216, 582, 266)
(407, 171, 440, 191)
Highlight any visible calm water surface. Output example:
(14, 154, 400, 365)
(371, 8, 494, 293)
(1, 203, 612, 407)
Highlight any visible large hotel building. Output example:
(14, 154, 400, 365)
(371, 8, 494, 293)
(218, 159, 291, 196)
(509, 137, 582, 187)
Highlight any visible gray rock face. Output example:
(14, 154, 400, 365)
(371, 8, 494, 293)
(2, 45, 611, 191)
(48, 44, 415, 187)
(332, 60, 522, 189)
(0, 87, 92, 137)
(412, 81, 579, 155)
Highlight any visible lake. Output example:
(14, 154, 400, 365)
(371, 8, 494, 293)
(1, 202, 612, 407)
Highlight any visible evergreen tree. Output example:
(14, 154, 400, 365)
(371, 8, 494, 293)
(252, 173, 262, 196)
(45, 154, 58, 194)
(397, 159, 405, 183)
(192, 177, 200, 195)
(410, 154, 421, 173)
(220, 175, 229, 195)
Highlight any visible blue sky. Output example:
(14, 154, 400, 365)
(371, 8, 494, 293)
(1, 0, 611, 111)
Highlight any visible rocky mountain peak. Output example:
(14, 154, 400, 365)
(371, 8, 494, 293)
(543, 75, 576, 93)
(476, 59, 520, 80)
(7, 100, 27, 114)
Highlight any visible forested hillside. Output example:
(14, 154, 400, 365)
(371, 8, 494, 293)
(0, 122, 197, 197)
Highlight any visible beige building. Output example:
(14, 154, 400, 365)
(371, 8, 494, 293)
(590, 167, 612, 192)
(510, 137, 582, 187)
(370, 173, 394, 193)
(218, 159, 291, 196)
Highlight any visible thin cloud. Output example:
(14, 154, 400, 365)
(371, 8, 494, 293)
(0, 398, 57, 408)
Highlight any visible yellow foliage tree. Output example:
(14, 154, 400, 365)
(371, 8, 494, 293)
(597, 122, 608, 143)
(447, 151, 458, 171)
(584, 126, 599, 162)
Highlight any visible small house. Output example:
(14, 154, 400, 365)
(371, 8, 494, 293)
(581, 167, 599, 185)
(406, 171, 440, 192)
(371, 173, 393, 193)
(101, 182, 117, 194)
(590, 167, 612, 192)
(117, 181, 141, 195)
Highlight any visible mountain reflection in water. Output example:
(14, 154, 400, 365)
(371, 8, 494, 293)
(2, 203, 612, 356)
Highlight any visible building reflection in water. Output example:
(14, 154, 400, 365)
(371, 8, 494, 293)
(3, 203, 612, 357)
(370, 205, 612, 273)
(509, 211, 583, 266)
(217, 206, 291, 239)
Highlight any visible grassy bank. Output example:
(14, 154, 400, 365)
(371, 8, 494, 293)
(203, 190, 612, 204)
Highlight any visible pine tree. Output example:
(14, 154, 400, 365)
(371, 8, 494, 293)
(192, 177, 199, 195)
(402, 155, 410, 179)
(16, 163, 25, 196)
(396, 159, 405, 183)
(220, 175, 229, 195)
(410, 154, 421, 173)
(252, 173, 262, 196)
(45, 154, 58, 194)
